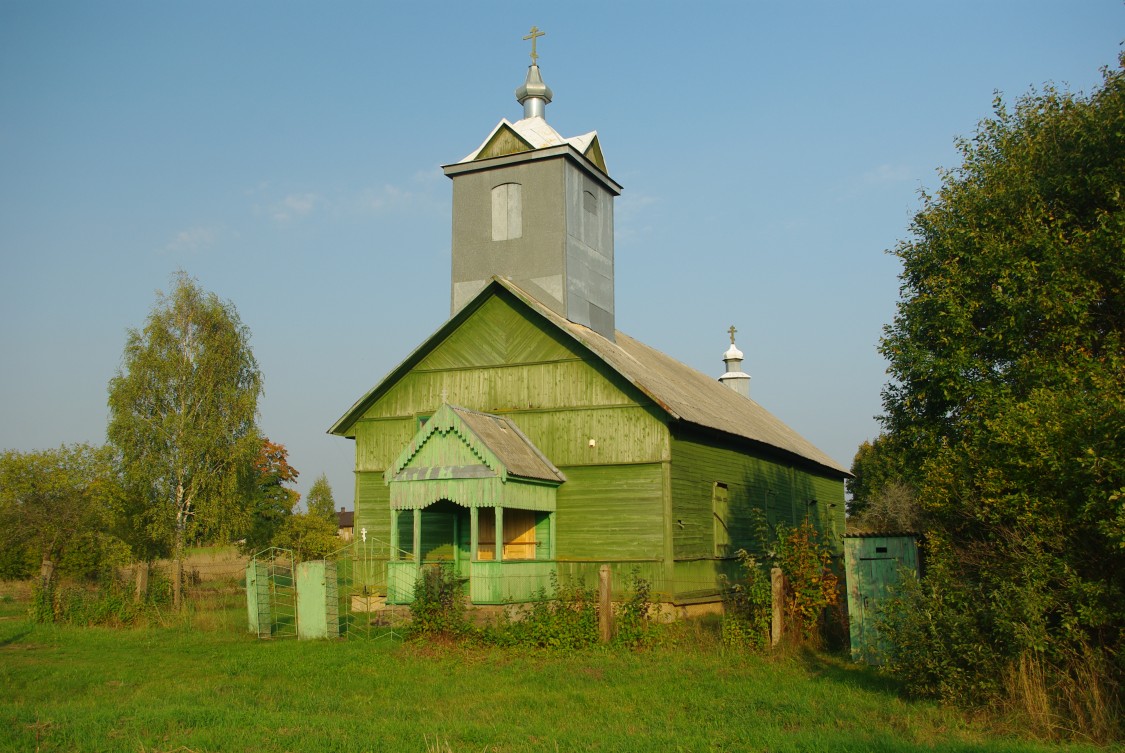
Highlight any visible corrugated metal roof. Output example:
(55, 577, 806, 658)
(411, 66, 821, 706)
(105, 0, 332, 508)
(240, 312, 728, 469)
(450, 405, 566, 483)
(460, 117, 598, 163)
(496, 280, 850, 476)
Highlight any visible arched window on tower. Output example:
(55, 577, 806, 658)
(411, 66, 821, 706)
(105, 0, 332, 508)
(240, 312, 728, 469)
(491, 182, 522, 241)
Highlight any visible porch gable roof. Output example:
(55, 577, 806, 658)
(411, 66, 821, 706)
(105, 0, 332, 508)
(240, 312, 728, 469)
(384, 403, 564, 511)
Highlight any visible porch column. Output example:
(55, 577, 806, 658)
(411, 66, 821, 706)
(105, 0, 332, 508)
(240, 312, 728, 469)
(470, 507, 479, 562)
(495, 505, 504, 562)
(549, 511, 557, 559)
(389, 509, 399, 560)
(453, 513, 460, 568)
(413, 508, 422, 565)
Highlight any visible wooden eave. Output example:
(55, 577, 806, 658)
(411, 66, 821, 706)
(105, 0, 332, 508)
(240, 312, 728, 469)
(385, 403, 565, 485)
(441, 144, 622, 196)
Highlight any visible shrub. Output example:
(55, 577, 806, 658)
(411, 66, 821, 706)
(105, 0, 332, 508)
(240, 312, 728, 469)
(773, 521, 840, 645)
(720, 550, 771, 650)
(615, 569, 654, 649)
(486, 573, 598, 649)
(878, 532, 1123, 741)
(30, 569, 173, 627)
(408, 564, 467, 639)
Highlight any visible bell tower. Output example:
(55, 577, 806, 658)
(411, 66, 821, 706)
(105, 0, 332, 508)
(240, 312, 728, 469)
(442, 28, 622, 341)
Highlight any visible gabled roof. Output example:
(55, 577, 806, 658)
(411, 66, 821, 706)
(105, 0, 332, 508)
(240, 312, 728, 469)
(387, 403, 565, 485)
(459, 117, 607, 173)
(330, 278, 849, 477)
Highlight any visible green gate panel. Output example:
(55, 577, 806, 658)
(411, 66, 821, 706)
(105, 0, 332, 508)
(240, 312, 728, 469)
(296, 560, 340, 640)
(246, 562, 270, 638)
(844, 534, 919, 663)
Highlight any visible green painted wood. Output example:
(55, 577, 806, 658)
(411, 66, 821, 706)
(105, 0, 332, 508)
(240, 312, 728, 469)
(354, 417, 415, 471)
(245, 561, 270, 637)
(469, 560, 557, 604)
(670, 558, 744, 602)
(669, 429, 846, 561)
(386, 561, 420, 604)
(844, 535, 919, 663)
(355, 473, 392, 555)
(552, 560, 667, 600)
(534, 512, 552, 561)
(296, 560, 339, 640)
(417, 295, 579, 369)
(554, 463, 664, 560)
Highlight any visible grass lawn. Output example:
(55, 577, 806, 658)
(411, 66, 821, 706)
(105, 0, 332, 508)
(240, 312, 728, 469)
(0, 592, 1107, 753)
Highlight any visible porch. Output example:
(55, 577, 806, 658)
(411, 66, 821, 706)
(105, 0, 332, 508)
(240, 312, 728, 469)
(382, 404, 566, 605)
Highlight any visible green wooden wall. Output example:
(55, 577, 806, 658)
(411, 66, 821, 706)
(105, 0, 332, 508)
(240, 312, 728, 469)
(669, 428, 846, 560)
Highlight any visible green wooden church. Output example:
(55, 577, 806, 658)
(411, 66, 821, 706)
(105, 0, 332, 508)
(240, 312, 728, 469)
(330, 43, 848, 608)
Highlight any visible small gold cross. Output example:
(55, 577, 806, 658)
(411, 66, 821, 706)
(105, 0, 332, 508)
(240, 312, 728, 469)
(523, 25, 546, 64)
(728, 325, 738, 344)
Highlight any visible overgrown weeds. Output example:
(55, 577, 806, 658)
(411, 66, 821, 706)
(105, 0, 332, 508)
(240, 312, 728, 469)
(720, 550, 771, 650)
(29, 570, 172, 627)
(720, 511, 841, 651)
(407, 567, 657, 650)
(407, 564, 469, 639)
(614, 568, 654, 648)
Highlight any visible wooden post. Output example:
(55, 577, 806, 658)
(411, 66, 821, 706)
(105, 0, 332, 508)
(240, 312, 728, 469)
(771, 567, 786, 646)
(389, 510, 399, 560)
(495, 506, 504, 562)
(548, 511, 557, 560)
(470, 507, 479, 561)
(599, 564, 613, 644)
(413, 508, 422, 565)
(134, 562, 149, 603)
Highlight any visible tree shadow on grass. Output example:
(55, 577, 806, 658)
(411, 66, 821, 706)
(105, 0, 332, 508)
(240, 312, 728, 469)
(0, 626, 33, 647)
(793, 644, 905, 697)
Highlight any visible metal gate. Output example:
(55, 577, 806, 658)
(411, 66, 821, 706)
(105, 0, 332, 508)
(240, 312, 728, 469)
(247, 538, 410, 641)
(330, 534, 408, 642)
(246, 547, 297, 639)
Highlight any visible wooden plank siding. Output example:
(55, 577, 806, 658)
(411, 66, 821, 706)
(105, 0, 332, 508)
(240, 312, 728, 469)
(554, 463, 664, 560)
(669, 428, 846, 562)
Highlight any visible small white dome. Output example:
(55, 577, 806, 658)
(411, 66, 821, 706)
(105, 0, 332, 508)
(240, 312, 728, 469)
(724, 344, 744, 361)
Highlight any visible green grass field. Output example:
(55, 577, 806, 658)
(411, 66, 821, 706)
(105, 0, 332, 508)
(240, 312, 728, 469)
(0, 591, 1107, 753)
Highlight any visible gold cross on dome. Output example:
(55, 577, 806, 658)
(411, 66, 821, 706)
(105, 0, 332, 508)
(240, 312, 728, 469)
(523, 26, 545, 64)
(728, 325, 738, 344)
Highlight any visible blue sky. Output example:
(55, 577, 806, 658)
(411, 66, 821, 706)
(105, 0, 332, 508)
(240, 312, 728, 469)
(1, 2, 1121, 508)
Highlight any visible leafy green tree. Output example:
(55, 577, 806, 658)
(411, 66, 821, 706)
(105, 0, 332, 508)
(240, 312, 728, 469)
(271, 513, 339, 563)
(241, 438, 299, 555)
(0, 444, 121, 589)
(846, 436, 909, 516)
(875, 55, 1125, 730)
(305, 473, 336, 522)
(107, 272, 262, 609)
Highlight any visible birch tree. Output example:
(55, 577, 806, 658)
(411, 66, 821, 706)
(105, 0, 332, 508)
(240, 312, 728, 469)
(108, 272, 262, 609)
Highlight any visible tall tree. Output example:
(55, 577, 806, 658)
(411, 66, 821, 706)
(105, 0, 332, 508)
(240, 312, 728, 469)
(107, 272, 262, 609)
(241, 438, 300, 555)
(875, 55, 1125, 719)
(0, 444, 118, 590)
(271, 473, 339, 562)
(305, 473, 336, 522)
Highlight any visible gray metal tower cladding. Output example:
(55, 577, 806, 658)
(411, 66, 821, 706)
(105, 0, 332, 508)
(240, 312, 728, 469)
(442, 44, 622, 341)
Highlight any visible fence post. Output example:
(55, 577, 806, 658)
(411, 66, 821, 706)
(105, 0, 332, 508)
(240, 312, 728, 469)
(599, 564, 613, 644)
(771, 567, 786, 646)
